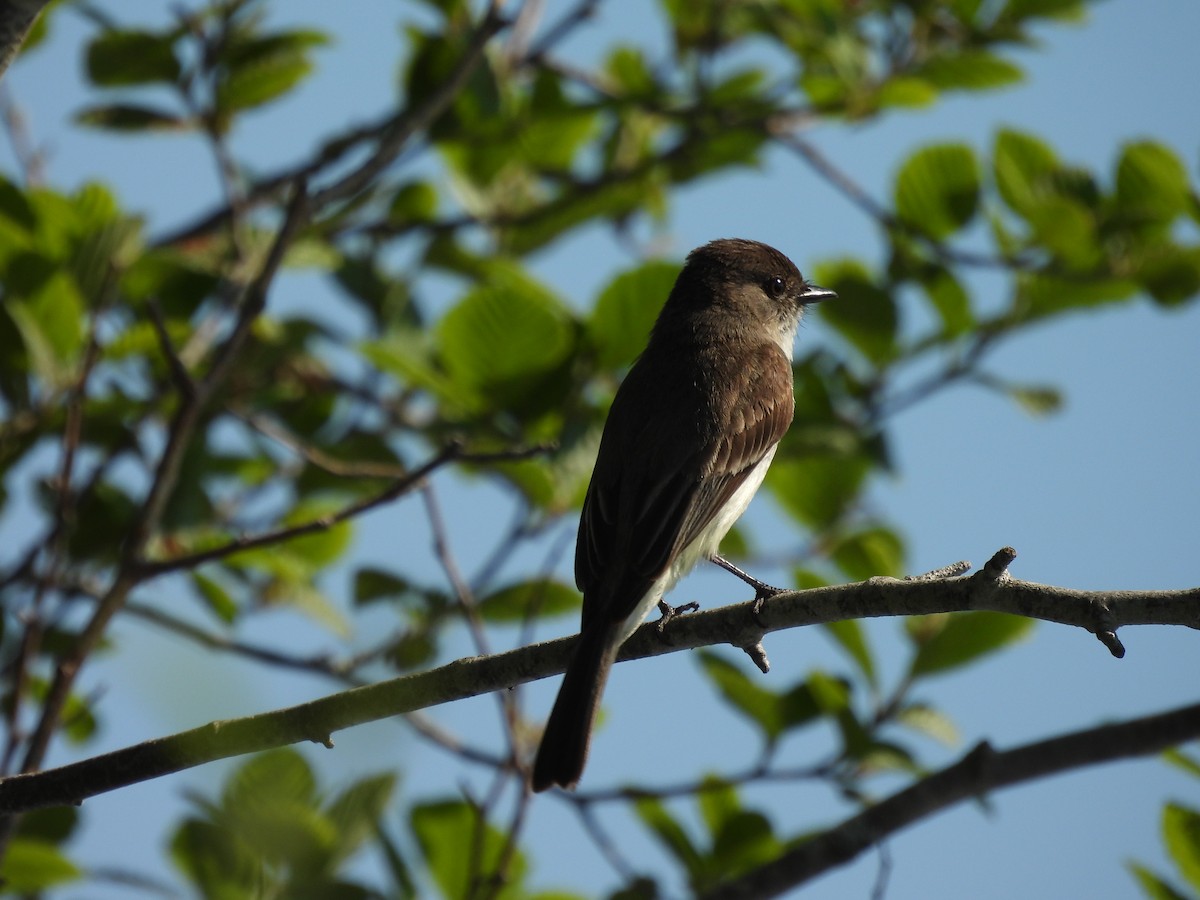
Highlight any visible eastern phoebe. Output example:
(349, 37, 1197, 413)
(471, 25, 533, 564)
(531, 238, 835, 792)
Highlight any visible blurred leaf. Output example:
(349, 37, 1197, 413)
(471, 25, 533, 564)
(895, 143, 980, 239)
(0, 840, 81, 893)
(877, 76, 938, 109)
(821, 619, 877, 688)
(1164, 749, 1200, 780)
(5, 252, 85, 385)
(908, 611, 1034, 679)
(76, 103, 190, 132)
(437, 266, 574, 409)
(85, 29, 180, 86)
(993, 128, 1059, 217)
(353, 568, 412, 605)
(829, 526, 905, 580)
(1004, 382, 1063, 417)
(698, 652, 826, 742)
(477, 579, 578, 622)
(411, 800, 529, 900)
(813, 259, 898, 363)
(325, 773, 397, 864)
(216, 30, 329, 116)
(1128, 863, 1191, 900)
(896, 702, 959, 746)
(699, 651, 788, 741)
(191, 572, 239, 624)
(919, 266, 974, 337)
(634, 796, 702, 875)
(1163, 803, 1200, 891)
(587, 261, 677, 368)
(768, 454, 871, 530)
(916, 51, 1023, 91)
(1135, 246, 1200, 307)
(1014, 271, 1138, 320)
(16, 807, 79, 845)
(709, 810, 778, 885)
(1116, 141, 1190, 221)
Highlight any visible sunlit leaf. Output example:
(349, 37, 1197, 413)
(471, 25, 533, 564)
(0, 840, 81, 893)
(411, 800, 529, 899)
(477, 579, 578, 621)
(587, 260, 677, 368)
(1116, 140, 1190, 221)
(908, 611, 1034, 678)
(895, 143, 980, 239)
(812, 259, 898, 363)
(821, 619, 877, 688)
(1163, 803, 1200, 891)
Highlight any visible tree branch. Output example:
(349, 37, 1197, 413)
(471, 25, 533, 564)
(0, 549, 1195, 812)
(702, 700, 1200, 899)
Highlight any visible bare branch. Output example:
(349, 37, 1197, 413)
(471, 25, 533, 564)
(0, 553, 1196, 812)
(702, 700, 1200, 899)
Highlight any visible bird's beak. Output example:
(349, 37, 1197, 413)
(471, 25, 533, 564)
(800, 284, 837, 304)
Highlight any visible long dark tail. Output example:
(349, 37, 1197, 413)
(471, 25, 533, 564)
(531, 622, 619, 792)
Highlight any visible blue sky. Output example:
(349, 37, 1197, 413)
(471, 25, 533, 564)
(3, 0, 1199, 897)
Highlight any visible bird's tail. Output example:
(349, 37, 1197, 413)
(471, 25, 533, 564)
(531, 623, 619, 792)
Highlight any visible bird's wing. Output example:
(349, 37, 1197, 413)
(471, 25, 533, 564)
(576, 344, 794, 629)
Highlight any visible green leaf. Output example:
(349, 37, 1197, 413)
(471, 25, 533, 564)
(698, 652, 827, 741)
(908, 611, 1034, 679)
(768, 454, 871, 529)
(1116, 141, 1190, 221)
(5, 252, 85, 386)
(191, 572, 239, 624)
(587, 260, 678, 368)
(699, 651, 787, 741)
(895, 143, 981, 239)
(411, 800, 528, 899)
(75, 103, 190, 132)
(710, 810, 779, 883)
(0, 840, 81, 892)
(916, 51, 1023, 91)
(223, 748, 317, 811)
(1163, 749, 1200, 780)
(1163, 803, 1200, 891)
(829, 526, 905, 580)
(1004, 382, 1063, 417)
(437, 266, 574, 409)
(1014, 271, 1138, 320)
(477, 579, 578, 622)
(171, 818, 259, 896)
(821, 620, 876, 688)
(86, 29, 181, 86)
(877, 76, 939, 109)
(325, 773, 397, 863)
(812, 259, 898, 363)
(993, 128, 1059, 217)
(896, 702, 959, 746)
(216, 31, 328, 116)
(634, 796, 702, 875)
(696, 776, 740, 841)
(1134, 246, 1200, 307)
(1127, 862, 1190, 900)
(353, 568, 412, 605)
(918, 266, 975, 336)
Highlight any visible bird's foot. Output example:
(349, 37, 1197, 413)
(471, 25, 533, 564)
(656, 598, 700, 635)
(711, 554, 783, 618)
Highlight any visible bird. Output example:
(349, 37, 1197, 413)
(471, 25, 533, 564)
(531, 238, 836, 792)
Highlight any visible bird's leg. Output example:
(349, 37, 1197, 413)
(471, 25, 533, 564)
(656, 598, 700, 634)
(711, 554, 783, 614)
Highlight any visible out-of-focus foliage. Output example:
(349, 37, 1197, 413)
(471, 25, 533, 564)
(0, 0, 1197, 896)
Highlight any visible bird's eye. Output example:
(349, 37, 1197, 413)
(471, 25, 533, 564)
(765, 275, 787, 298)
